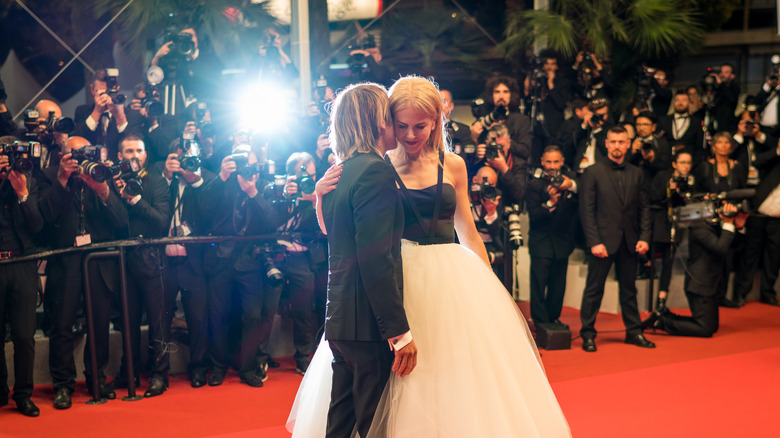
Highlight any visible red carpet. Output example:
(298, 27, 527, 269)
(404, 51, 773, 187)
(2, 302, 779, 437)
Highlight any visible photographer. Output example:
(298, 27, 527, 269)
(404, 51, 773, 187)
(629, 111, 671, 182)
(270, 152, 325, 375)
(74, 69, 141, 159)
(646, 68, 672, 117)
(29, 100, 72, 170)
(0, 137, 44, 417)
(572, 50, 611, 101)
(160, 140, 215, 388)
(199, 145, 278, 388)
(134, 89, 179, 165)
(109, 135, 172, 397)
(441, 89, 476, 175)
(572, 98, 612, 174)
(732, 107, 775, 188)
(687, 85, 707, 120)
(476, 124, 527, 205)
(470, 75, 532, 166)
(346, 33, 389, 86)
(642, 203, 741, 337)
(649, 151, 695, 310)
(250, 28, 298, 82)
(755, 72, 780, 137)
(694, 131, 747, 308)
(470, 166, 506, 279)
(526, 146, 578, 329)
(706, 63, 740, 133)
(151, 26, 221, 106)
(38, 136, 129, 408)
(658, 91, 705, 166)
(524, 50, 571, 162)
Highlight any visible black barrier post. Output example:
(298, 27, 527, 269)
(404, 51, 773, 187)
(82, 249, 143, 405)
(118, 246, 143, 401)
(83, 252, 107, 406)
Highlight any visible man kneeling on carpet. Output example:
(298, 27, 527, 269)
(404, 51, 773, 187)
(641, 202, 744, 337)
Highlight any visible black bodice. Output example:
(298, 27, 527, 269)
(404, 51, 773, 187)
(400, 183, 457, 244)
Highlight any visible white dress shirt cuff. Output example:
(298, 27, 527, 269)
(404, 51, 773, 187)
(721, 223, 736, 233)
(484, 211, 499, 225)
(117, 120, 128, 133)
(388, 331, 413, 351)
(128, 194, 142, 205)
(86, 115, 99, 131)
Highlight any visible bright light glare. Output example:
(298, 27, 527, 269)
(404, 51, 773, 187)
(237, 84, 290, 133)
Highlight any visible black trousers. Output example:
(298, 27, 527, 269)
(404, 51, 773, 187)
(82, 257, 123, 388)
(45, 254, 118, 391)
(207, 259, 263, 375)
(660, 292, 719, 337)
(0, 262, 37, 401)
(580, 238, 642, 338)
(529, 255, 569, 325)
(282, 252, 316, 358)
(326, 340, 394, 438)
(733, 215, 780, 301)
(255, 281, 282, 367)
(165, 255, 209, 374)
(654, 242, 674, 293)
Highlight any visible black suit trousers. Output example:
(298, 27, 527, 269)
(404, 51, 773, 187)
(82, 257, 121, 386)
(326, 340, 394, 438)
(282, 252, 316, 358)
(0, 262, 37, 400)
(165, 256, 209, 373)
(580, 237, 642, 338)
(660, 293, 719, 337)
(733, 216, 780, 301)
(529, 255, 569, 324)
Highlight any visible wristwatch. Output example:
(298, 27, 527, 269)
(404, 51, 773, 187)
(544, 200, 555, 209)
(18, 194, 28, 204)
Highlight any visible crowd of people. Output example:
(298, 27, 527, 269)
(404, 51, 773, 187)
(1, 25, 779, 418)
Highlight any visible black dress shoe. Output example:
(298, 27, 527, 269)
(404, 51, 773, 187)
(625, 333, 656, 348)
(759, 296, 780, 307)
(294, 356, 311, 375)
(144, 378, 168, 398)
(239, 371, 264, 388)
(208, 370, 226, 387)
(553, 319, 570, 329)
(53, 388, 72, 410)
(16, 398, 40, 417)
(256, 364, 268, 383)
(582, 338, 597, 352)
(735, 296, 746, 308)
(266, 358, 281, 368)
(641, 312, 660, 331)
(191, 369, 207, 388)
(718, 298, 740, 308)
(88, 384, 116, 400)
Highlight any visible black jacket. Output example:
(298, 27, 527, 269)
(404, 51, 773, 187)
(1, 175, 43, 254)
(322, 152, 409, 342)
(685, 221, 735, 296)
(526, 170, 578, 259)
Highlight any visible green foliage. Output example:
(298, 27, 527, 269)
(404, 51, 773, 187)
(501, 0, 706, 60)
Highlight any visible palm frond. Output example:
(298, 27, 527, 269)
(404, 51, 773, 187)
(501, 10, 577, 58)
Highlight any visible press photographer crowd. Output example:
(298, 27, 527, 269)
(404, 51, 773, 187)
(1, 27, 780, 418)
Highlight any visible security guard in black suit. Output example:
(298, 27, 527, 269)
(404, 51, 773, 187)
(526, 146, 578, 328)
(0, 143, 43, 417)
(38, 136, 128, 409)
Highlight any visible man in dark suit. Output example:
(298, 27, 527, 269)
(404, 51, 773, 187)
(0, 149, 43, 417)
(110, 135, 172, 397)
(38, 136, 129, 408)
(709, 63, 740, 133)
(73, 69, 141, 159)
(754, 75, 780, 137)
(642, 204, 739, 336)
(658, 91, 705, 165)
(571, 98, 612, 174)
(525, 50, 571, 163)
(322, 84, 417, 438)
(579, 125, 655, 352)
(526, 146, 578, 328)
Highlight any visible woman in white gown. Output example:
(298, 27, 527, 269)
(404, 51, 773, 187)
(288, 76, 571, 437)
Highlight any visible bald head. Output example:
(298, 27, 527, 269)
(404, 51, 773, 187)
(64, 136, 90, 154)
(35, 100, 62, 121)
(473, 165, 498, 185)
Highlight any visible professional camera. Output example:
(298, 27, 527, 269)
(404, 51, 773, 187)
(104, 68, 126, 105)
(485, 140, 502, 160)
(504, 204, 524, 248)
(176, 132, 201, 172)
(229, 152, 269, 180)
(590, 113, 604, 126)
(296, 165, 315, 196)
(674, 189, 754, 225)
(471, 99, 509, 127)
(470, 177, 499, 203)
(167, 32, 196, 57)
(347, 34, 377, 74)
(545, 172, 565, 189)
(1, 141, 42, 174)
(255, 242, 285, 288)
(71, 145, 111, 182)
(641, 139, 654, 153)
(671, 174, 695, 193)
(108, 158, 144, 196)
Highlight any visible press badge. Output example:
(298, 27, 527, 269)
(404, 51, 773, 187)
(75, 233, 92, 247)
(748, 166, 759, 186)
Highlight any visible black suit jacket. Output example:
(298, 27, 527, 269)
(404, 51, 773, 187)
(658, 114, 705, 164)
(751, 148, 780, 211)
(123, 169, 171, 276)
(322, 152, 409, 342)
(579, 159, 652, 254)
(73, 104, 142, 159)
(526, 170, 578, 259)
(685, 221, 735, 296)
(1, 175, 43, 254)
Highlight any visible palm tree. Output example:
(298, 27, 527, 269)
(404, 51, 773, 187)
(501, 0, 707, 61)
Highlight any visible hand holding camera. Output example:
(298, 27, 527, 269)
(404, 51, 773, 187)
(219, 155, 237, 182)
(0, 155, 29, 199)
(238, 173, 259, 198)
(57, 152, 79, 187)
(718, 202, 738, 223)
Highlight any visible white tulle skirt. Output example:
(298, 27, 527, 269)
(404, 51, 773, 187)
(287, 240, 571, 438)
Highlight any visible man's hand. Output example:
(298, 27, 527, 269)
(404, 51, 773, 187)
(631, 138, 643, 154)
(57, 152, 79, 188)
(151, 42, 173, 66)
(485, 150, 509, 174)
(219, 156, 237, 182)
(559, 175, 574, 192)
(285, 178, 298, 198)
(546, 186, 561, 206)
(591, 244, 608, 258)
(391, 339, 417, 377)
(164, 153, 181, 180)
(238, 173, 259, 198)
(481, 195, 500, 216)
(0, 155, 9, 172)
(719, 203, 738, 224)
(114, 177, 134, 200)
(470, 121, 485, 144)
(636, 240, 649, 255)
(8, 170, 28, 199)
(81, 174, 110, 202)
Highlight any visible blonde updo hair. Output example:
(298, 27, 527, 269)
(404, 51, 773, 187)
(388, 76, 449, 154)
(329, 82, 390, 163)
